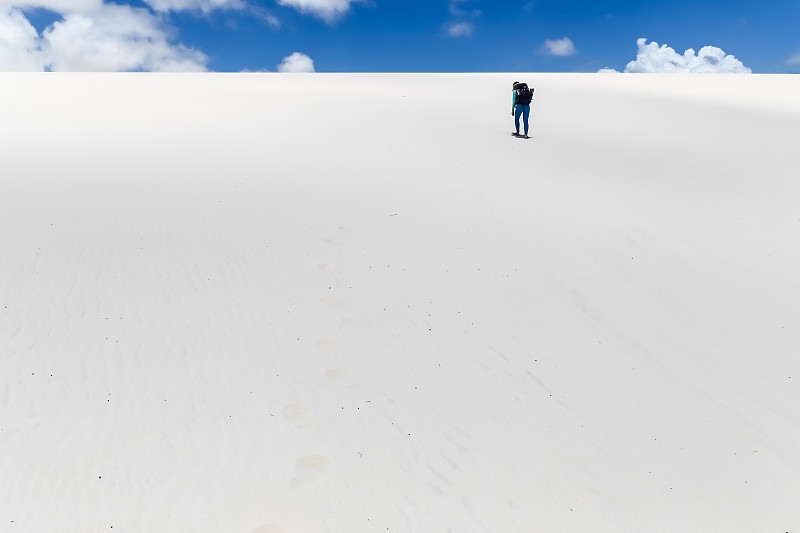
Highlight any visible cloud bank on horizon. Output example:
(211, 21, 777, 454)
(0, 0, 786, 72)
(1, 1, 200, 71)
(0, 0, 304, 71)
(600, 38, 752, 74)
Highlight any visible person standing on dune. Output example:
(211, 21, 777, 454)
(511, 81, 533, 139)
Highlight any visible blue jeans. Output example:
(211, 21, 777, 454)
(515, 104, 530, 135)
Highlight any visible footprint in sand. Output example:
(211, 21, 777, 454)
(250, 525, 286, 533)
(325, 368, 347, 381)
(250, 508, 311, 533)
(280, 403, 310, 426)
(323, 236, 344, 247)
(291, 455, 331, 489)
(316, 338, 336, 352)
(318, 293, 337, 306)
(322, 368, 346, 384)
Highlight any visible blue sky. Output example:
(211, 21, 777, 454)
(2, 0, 799, 72)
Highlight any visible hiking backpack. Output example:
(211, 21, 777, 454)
(515, 83, 533, 105)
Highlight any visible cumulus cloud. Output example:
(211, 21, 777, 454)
(544, 37, 576, 57)
(276, 0, 363, 23)
(44, 6, 208, 71)
(277, 51, 315, 72)
(0, 9, 45, 70)
(0, 1, 208, 71)
(623, 38, 751, 73)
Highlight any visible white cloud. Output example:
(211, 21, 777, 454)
(44, 5, 207, 71)
(276, 0, 362, 23)
(0, 8, 45, 70)
(277, 51, 315, 73)
(246, 5, 281, 28)
(444, 0, 480, 38)
(788, 51, 800, 65)
(0, 4, 208, 71)
(1, 0, 261, 17)
(448, 0, 480, 19)
(624, 38, 751, 73)
(144, 0, 242, 13)
(446, 21, 474, 38)
(0, 0, 252, 13)
(0, 0, 102, 13)
(0, 0, 282, 72)
(544, 37, 576, 57)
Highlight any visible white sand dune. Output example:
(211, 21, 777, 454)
(1, 73, 799, 533)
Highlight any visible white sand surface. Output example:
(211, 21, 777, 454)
(1, 72, 799, 532)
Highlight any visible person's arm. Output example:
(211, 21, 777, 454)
(511, 90, 517, 114)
